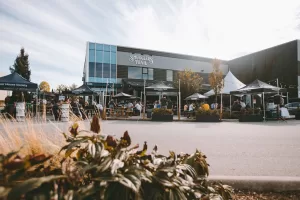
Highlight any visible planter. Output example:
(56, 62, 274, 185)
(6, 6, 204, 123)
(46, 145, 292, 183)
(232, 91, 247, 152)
(61, 103, 70, 122)
(16, 102, 25, 122)
(239, 115, 263, 122)
(151, 114, 173, 122)
(295, 112, 300, 120)
(195, 115, 220, 122)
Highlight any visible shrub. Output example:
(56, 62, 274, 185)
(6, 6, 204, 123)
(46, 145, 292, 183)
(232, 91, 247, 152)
(196, 108, 219, 116)
(240, 108, 261, 115)
(0, 116, 234, 200)
(152, 108, 173, 115)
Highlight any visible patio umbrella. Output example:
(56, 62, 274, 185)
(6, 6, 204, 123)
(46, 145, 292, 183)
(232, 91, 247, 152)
(185, 93, 208, 100)
(112, 92, 132, 98)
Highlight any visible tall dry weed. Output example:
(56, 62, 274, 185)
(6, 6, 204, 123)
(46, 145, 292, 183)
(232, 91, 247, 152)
(0, 114, 68, 155)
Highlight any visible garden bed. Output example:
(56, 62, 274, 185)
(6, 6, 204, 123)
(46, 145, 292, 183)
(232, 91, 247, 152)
(195, 115, 220, 122)
(239, 115, 263, 122)
(151, 114, 173, 122)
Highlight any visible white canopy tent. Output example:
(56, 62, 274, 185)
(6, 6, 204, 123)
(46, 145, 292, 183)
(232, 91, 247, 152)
(204, 71, 246, 96)
(204, 71, 246, 116)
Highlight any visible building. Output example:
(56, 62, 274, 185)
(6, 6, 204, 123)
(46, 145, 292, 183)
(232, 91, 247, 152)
(83, 42, 228, 98)
(83, 40, 300, 100)
(228, 40, 300, 98)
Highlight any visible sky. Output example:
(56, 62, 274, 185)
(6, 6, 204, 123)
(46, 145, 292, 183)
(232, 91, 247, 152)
(0, 0, 299, 89)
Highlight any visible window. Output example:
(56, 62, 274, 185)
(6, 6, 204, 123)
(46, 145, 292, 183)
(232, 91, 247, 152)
(89, 43, 95, 50)
(103, 63, 110, 78)
(104, 44, 110, 51)
(111, 45, 117, 52)
(89, 49, 95, 62)
(96, 51, 103, 63)
(128, 67, 142, 79)
(111, 52, 116, 64)
(148, 68, 153, 80)
(143, 68, 148, 74)
(111, 64, 116, 78)
(89, 62, 95, 77)
(96, 63, 102, 78)
(96, 44, 103, 51)
(166, 70, 173, 81)
(103, 51, 110, 64)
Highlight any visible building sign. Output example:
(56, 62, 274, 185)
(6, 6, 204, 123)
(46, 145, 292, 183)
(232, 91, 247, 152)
(129, 54, 153, 66)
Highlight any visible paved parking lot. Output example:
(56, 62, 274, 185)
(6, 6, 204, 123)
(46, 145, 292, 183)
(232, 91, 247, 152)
(1, 120, 300, 177)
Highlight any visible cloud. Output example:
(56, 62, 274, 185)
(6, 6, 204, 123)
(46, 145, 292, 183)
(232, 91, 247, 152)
(0, 0, 299, 88)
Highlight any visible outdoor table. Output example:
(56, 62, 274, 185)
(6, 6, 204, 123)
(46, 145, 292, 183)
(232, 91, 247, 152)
(125, 109, 133, 118)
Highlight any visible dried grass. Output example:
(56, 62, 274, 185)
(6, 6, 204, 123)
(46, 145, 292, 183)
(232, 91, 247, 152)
(0, 114, 67, 155)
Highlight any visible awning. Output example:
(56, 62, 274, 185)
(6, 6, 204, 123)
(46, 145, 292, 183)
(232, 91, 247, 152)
(0, 72, 38, 91)
(72, 84, 95, 95)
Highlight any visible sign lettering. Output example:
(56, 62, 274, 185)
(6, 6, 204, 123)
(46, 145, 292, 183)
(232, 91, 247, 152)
(129, 54, 153, 66)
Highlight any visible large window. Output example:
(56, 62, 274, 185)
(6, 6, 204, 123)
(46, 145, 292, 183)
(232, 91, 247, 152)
(111, 52, 116, 64)
(89, 49, 95, 62)
(166, 70, 173, 81)
(89, 62, 95, 77)
(96, 63, 102, 78)
(128, 67, 142, 79)
(128, 67, 153, 80)
(103, 63, 110, 78)
(111, 64, 116, 79)
(148, 68, 153, 80)
(96, 51, 103, 63)
(87, 43, 117, 83)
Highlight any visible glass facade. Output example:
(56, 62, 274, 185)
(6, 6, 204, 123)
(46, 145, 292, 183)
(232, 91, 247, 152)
(88, 42, 117, 83)
(166, 70, 173, 81)
(128, 66, 153, 80)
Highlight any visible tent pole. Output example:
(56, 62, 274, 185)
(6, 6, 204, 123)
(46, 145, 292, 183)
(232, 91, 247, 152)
(178, 79, 181, 120)
(229, 95, 232, 117)
(143, 79, 146, 119)
(263, 92, 265, 121)
(220, 93, 223, 120)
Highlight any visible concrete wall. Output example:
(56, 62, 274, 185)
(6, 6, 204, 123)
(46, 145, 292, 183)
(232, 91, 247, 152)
(117, 51, 228, 74)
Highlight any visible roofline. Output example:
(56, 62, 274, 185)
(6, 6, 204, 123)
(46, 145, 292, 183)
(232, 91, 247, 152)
(87, 41, 227, 63)
(229, 39, 299, 61)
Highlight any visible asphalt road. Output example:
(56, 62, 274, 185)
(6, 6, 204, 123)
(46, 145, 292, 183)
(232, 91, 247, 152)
(1, 120, 300, 177)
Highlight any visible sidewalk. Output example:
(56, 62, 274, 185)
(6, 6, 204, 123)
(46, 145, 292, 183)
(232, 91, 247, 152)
(208, 176, 300, 192)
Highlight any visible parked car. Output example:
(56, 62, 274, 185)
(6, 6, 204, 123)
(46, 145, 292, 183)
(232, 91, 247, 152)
(285, 102, 300, 115)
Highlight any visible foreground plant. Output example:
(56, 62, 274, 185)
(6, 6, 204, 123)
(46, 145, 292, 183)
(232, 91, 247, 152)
(0, 116, 234, 200)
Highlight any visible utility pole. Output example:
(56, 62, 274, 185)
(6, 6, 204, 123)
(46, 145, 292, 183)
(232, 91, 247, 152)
(143, 79, 146, 119)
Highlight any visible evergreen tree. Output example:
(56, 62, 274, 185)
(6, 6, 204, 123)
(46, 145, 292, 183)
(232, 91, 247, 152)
(10, 48, 31, 81)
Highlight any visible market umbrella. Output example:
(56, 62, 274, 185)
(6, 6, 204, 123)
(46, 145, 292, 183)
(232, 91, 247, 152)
(0, 72, 38, 91)
(146, 82, 175, 91)
(72, 84, 95, 95)
(185, 93, 208, 100)
(112, 92, 132, 98)
(230, 79, 285, 95)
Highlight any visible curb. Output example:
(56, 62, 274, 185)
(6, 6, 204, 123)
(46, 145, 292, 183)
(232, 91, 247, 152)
(208, 176, 300, 192)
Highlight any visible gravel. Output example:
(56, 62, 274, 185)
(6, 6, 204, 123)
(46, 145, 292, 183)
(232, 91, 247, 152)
(235, 190, 300, 200)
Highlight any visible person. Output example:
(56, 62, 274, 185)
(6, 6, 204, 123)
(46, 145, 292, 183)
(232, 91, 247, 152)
(52, 100, 60, 121)
(71, 99, 82, 118)
(240, 100, 246, 109)
(127, 101, 134, 111)
(211, 102, 215, 110)
(161, 96, 167, 109)
(109, 100, 116, 110)
(135, 102, 142, 115)
(96, 102, 103, 117)
(154, 101, 158, 109)
(167, 99, 173, 109)
(189, 103, 194, 111)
